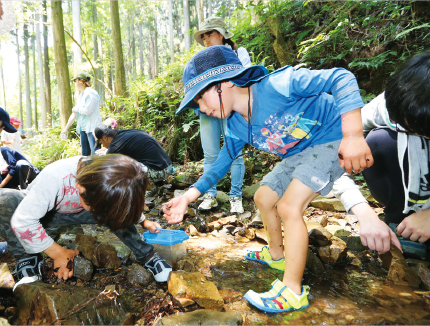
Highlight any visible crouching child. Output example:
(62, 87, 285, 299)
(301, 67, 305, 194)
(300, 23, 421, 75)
(0, 154, 172, 291)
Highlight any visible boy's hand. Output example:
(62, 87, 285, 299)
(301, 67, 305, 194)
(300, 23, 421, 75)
(338, 136, 373, 174)
(163, 196, 190, 224)
(44, 242, 79, 280)
(143, 219, 161, 233)
(397, 209, 430, 243)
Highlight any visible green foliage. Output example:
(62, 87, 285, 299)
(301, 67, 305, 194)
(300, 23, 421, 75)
(24, 127, 80, 170)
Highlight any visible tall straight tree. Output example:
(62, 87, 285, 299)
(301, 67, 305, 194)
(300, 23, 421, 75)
(43, 0, 52, 126)
(23, 13, 32, 132)
(183, 0, 191, 50)
(72, 0, 82, 66)
(130, 20, 136, 77)
(32, 25, 38, 131)
(110, 0, 127, 96)
(147, 16, 156, 79)
(168, 0, 174, 63)
(208, 0, 213, 16)
(138, 22, 144, 74)
(93, 0, 104, 101)
(0, 45, 6, 109)
(35, 13, 46, 129)
(16, 29, 23, 123)
(51, 0, 72, 128)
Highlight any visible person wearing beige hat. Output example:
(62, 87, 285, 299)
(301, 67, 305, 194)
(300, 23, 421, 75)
(193, 16, 251, 214)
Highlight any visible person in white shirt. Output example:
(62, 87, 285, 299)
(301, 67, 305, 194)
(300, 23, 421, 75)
(61, 71, 102, 156)
(1, 117, 23, 154)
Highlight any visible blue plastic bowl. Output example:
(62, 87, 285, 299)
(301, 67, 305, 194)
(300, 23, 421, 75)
(0, 242, 7, 255)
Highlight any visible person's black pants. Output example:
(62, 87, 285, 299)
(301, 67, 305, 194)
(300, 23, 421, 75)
(362, 128, 410, 224)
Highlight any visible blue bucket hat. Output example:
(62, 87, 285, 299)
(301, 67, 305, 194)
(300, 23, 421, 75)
(176, 45, 268, 114)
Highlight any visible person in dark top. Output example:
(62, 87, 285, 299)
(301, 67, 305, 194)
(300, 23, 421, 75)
(94, 124, 173, 183)
(0, 147, 39, 189)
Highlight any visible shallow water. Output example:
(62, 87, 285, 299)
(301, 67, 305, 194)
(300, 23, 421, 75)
(185, 236, 430, 325)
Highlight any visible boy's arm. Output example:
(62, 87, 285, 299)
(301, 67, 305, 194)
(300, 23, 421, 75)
(44, 242, 79, 280)
(338, 108, 373, 174)
(0, 174, 12, 188)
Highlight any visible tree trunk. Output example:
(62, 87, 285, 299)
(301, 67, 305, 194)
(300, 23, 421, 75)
(139, 22, 144, 74)
(35, 13, 46, 129)
(154, 16, 159, 77)
(32, 24, 38, 131)
(148, 17, 154, 80)
(72, 0, 83, 66)
(183, 0, 191, 50)
(266, 15, 294, 66)
(0, 45, 6, 110)
(93, 0, 104, 101)
(196, 0, 204, 28)
(168, 0, 174, 63)
(110, 0, 127, 97)
(208, 0, 212, 16)
(24, 16, 32, 133)
(51, 0, 72, 129)
(16, 29, 23, 123)
(131, 20, 136, 77)
(43, 0, 52, 127)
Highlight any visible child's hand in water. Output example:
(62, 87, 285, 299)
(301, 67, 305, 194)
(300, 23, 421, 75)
(143, 219, 161, 233)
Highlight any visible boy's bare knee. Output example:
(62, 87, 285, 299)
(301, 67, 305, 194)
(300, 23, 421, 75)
(254, 185, 278, 210)
(276, 201, 303, 221)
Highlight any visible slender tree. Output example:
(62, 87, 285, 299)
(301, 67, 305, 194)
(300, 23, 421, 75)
(110, 0, 127, 96)
(43, 0, 52, 126)
(72, 0, 82, 66)
(35, 13, 46, 129)
(0, 45, 6, 110)
(51, 0, 72, 128)
(183, 0, 191, 50)
(23, 13, 32, 132)
(16, 29, 23, 123)
(131, 20, 136, 77)
(168, 0, 174, 63)
(92, 0, 104, 101)
(32, 24, 38, 131)
(139, 22, 144, 75)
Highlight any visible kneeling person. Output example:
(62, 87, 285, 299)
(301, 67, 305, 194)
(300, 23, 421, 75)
(0, 154, 172, 290)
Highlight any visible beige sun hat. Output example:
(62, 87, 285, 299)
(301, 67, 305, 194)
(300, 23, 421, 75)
(194, 16, 234, 46)
(0, 1, 16, 36)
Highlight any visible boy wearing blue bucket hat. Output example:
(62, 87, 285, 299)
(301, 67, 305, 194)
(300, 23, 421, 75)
(164, 45, 373, 312)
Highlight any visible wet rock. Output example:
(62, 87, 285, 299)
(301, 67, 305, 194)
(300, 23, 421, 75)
(306, 222, 332, 246)
(126, 263, 153, 286)
(73, 255, 93, 281)
(244, 228, 256, 240)
(14, 282, 129, 325)
(186, 207, 196, 217)
(176, 297, 195, 307)
(306, 248, 326, 275)
(347, 252, 362, 268)
(309, 214, 328, 227)
(325, 224, 344, 235)
(242, 182, 260, 199)
(76, 234, 121, 269)
(0, 263, 14, 289)
(219, 288, 243, 303)
(57, 233, 78, 250)
(168, 271, 224, 311)
(187, 225, 200, 236)
(216, 191, 230, 203)
(254, 228, 268, 243)
(316, 236, 347, 264)
(174, 189, 186, 197)
(208, 215, 238, 232)
(334, 229, 351, 237)
(250, 210, 263, 224)
(340, 236, 367, 252)
(193, 217, 208, 233)
(310, 197, 346, 212)
(380, 246, 422, 287)
(156, 309, 243, 326)
(411, 263, 430, 290)
(407, 259, 430, 267)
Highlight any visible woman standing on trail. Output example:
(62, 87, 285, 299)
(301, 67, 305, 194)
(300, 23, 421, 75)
(193, 16, 251, 214)
(61, 72, 102, 156)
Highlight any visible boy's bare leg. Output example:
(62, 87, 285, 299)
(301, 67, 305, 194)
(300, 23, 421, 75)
(277, 178, 318, 295)
(254, 185, 283, 260)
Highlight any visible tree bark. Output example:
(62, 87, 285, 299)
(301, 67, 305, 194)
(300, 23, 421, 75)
(110, 0, 127, 97)
(24, 15, 32, 132)
(36, 13, 46, 129)
(131, 20, 136, 77)
(43, 0, 52, 126)
(196, 0, 204, 28)
(93, 0, 104, 101)
(208, 0, 212, 16)
(148, 16, 155, 80)
(183, 0, 191, 50)
(0, 45, 6, 110)
(266, 15, 294, 66)
(168, 0, 174, 63)
(138, 22, 144, 74)
(16, 29, 23, 123)
(51, 0, 72, 129)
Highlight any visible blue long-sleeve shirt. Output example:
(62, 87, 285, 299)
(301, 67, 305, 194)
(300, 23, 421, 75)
(193, 66, 365, 194)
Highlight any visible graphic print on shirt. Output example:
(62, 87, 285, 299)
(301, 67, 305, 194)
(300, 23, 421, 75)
(55, 173, 83, 213)
(254, 112, 321, 156)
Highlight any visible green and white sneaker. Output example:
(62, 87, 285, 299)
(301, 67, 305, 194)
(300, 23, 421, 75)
(198, 194, 218, 211)
(230, 197, 244, 214)
(244, 246, 285, 271)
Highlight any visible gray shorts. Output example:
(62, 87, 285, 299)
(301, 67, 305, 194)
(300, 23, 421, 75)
(260, 140, 344, 199)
